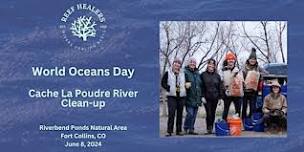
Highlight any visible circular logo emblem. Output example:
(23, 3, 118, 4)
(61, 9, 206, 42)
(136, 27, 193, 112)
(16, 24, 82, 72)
(59, 4, 107, 51)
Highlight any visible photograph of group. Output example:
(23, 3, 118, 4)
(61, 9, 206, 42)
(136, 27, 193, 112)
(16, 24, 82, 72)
(159, 21, 287, 137)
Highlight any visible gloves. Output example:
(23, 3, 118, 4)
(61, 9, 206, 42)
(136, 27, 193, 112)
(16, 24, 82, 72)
(218, 99, 224, 106)
(201, 97, 207, 104)
(276, 110, 285, 116)
(271, 109, 283, 116)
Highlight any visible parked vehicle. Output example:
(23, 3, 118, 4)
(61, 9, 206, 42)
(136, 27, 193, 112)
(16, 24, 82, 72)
(256, 63, 287, 110)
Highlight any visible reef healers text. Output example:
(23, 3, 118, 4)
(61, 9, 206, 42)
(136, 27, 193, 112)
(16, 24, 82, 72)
(31, 66, 135, 79)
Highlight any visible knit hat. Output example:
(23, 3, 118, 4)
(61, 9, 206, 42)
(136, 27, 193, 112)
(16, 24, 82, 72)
(226, 50, 236, 61)
(188, 57, 197, 65)
(173, 58, 182, 65)
(249, 48, 257, 59)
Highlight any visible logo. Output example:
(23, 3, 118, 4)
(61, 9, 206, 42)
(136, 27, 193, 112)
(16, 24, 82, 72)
(59, 3, 107, 51)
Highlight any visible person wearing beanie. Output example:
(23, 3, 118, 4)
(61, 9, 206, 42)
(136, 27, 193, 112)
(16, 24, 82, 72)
(262, 81, 287, 133)
(161, 58, 186, 136)
(200, 58, 224, 134)
(221, 51, 244, 121)
(241, 48, 268, 120)
(183, 58, 203, 135)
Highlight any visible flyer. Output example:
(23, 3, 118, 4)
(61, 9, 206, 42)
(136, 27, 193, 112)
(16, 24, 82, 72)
(0, 0, 301, 151)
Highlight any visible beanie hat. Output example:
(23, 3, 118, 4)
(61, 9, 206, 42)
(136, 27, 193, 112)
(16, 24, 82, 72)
(173, 58, 182, 65)
(226, 50, 236, 61)
(188, 57, 197, 65)
(249, 48, 257, 59)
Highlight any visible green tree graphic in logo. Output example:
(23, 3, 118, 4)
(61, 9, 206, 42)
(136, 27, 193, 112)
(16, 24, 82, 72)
(70, 16, 97, 41)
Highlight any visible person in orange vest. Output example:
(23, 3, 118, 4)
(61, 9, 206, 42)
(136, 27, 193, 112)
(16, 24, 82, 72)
(221, 51, 243, 121)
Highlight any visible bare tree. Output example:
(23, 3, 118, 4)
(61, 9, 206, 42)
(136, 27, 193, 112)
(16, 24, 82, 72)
(276, 21, 287, 63)
(198, 22, 222, 70)
(241, 21, 288, 64)
(216, 22, 238, 69)
(261, 21, 272, 62)
(161, 21, 287, 73)
(159, 22, 186, 76)
(242, 22, 270, 63)
(197, 22, 234, 70)
(179, 22, 208, 66)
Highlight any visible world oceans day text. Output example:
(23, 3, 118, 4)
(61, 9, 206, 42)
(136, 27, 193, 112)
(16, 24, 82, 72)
(31, 66, 135, 79)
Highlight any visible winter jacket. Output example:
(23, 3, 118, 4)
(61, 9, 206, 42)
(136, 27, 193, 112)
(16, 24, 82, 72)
(184, 66, 203, 107)
(263, 93, 287, 114)
(221, 65, 244, 97)
(200, 70, 224, 100)
(221, 64, 240, 88)
(161, 69, 186, 97)
(242, 60, 267, 93)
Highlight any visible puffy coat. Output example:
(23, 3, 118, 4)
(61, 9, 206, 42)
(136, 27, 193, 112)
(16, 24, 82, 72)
(161, 70, 186, 97)
(200, 70, 224, 100)
(184, 66, 203, 107)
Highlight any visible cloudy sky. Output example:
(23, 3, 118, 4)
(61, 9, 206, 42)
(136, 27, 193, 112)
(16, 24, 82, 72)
(160, 21, 288, 71)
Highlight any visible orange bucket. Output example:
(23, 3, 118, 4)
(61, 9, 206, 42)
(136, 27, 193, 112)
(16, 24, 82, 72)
(227, 117, 242, 136)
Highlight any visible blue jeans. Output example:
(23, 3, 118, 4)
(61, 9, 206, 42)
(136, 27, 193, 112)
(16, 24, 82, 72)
(184, 106, 198, 132)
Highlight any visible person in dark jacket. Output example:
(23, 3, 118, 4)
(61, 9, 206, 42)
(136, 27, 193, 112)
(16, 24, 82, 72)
(201, 58, 224, 134)
(242, 48, 268, 120)
(183, 58, 203, 135)
(161, 58, 186, 136)
(221, 51, 243, 121)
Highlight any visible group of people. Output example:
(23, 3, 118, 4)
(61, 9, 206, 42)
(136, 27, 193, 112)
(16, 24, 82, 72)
(161, 48, 288, 136)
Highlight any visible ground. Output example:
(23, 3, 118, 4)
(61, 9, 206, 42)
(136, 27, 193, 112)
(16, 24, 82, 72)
(159, 101, 287, 137)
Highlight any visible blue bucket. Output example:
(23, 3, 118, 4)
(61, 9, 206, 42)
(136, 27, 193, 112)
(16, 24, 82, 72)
(281, 84, 287, 97)
(215, 119, 230, 136)
(252, 113, 264, 132)
(243, 118, 254, 131)
(256, 96, 263, 109)
(262, 85, 271, 99)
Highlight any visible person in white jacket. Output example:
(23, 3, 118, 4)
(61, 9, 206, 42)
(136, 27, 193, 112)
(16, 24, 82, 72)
(161, 58, 186, 136)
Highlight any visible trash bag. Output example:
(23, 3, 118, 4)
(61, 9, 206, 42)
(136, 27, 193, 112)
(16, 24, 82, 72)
(245, 71, 260, 91)
(229, 74, 244, 97)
